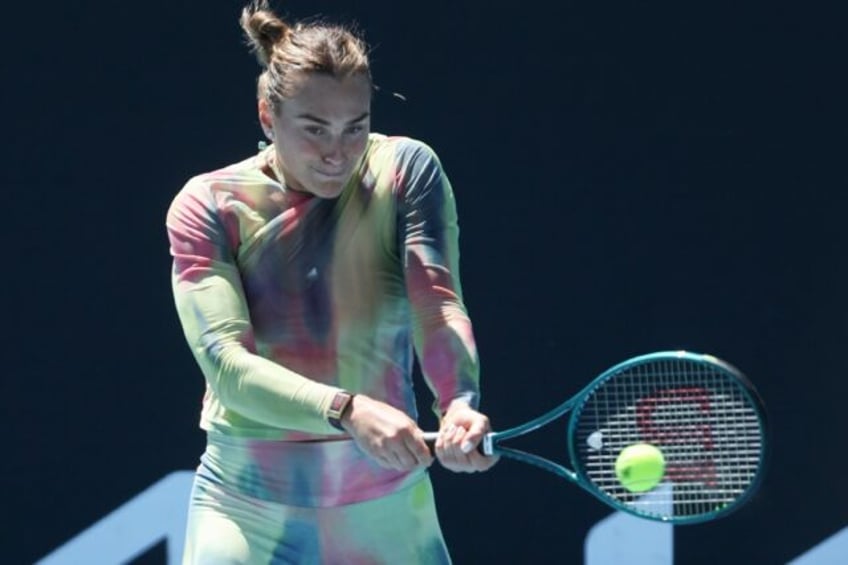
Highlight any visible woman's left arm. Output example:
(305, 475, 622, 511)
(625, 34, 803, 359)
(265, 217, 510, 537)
(399, 141, 497, 472)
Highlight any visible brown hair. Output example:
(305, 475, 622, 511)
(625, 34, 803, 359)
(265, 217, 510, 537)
(240, 1, 371, 111)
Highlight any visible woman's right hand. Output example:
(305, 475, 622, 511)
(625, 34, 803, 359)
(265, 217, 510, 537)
(341, 395, 434, 471)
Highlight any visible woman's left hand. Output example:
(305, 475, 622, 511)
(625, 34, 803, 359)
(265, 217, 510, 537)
(434, 400, 499, 473)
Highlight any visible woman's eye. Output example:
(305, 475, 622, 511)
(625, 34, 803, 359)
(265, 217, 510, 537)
(305, 127, 325, 136)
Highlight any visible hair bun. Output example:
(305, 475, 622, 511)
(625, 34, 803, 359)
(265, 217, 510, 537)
(240, 1, 291, 67)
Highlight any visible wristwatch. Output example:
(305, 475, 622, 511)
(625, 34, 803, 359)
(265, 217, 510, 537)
(327, 390, 355, 431)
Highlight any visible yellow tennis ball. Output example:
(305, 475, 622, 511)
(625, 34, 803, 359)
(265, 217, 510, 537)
(615, 443, 666, 492)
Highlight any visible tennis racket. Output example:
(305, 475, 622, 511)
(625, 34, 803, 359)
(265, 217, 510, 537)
(425, 350, 767, 524)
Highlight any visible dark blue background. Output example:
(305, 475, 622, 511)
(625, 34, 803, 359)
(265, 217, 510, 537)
(5, 1, 845, 563)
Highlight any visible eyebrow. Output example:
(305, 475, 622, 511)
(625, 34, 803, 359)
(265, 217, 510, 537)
(295, 112, 370, 125)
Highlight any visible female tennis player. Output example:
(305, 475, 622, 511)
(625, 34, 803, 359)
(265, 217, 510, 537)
(165, 1, 497, 562)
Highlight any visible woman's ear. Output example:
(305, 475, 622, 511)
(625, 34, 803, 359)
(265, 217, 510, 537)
(258, 98, 274, 139)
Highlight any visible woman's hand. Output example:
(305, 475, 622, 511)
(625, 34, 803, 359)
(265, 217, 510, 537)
(434, 400, 499, 473)
(342, 394, 434, 471)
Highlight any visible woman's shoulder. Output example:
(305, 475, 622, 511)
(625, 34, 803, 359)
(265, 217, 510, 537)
(192, 152, 267, 187)
(366, 133, 442, 166)
(168, 152, 273, 220)
(176, 153, 270, 197)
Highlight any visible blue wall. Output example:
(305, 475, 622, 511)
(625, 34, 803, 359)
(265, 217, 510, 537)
(6, 1, 845, 563)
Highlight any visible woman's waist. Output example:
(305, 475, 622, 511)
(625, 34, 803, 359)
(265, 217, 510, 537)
(198, 432, 425, 507)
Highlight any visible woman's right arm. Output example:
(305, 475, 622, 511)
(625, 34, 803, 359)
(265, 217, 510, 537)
(166, 180, 342, 434)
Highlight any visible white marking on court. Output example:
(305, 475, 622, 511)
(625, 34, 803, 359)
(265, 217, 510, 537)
(36, 471, 194, 565)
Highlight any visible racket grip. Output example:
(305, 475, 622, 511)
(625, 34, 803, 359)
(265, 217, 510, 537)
(421, 431, 493, 455)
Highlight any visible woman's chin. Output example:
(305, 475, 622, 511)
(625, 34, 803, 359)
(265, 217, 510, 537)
(308, 177, 349, 199)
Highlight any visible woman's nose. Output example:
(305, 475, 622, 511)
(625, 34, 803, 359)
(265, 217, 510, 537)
(321, 140, 344, 165)
(322, 153, 343, 166)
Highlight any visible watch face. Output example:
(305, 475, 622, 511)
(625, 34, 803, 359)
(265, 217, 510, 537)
(331, 392, 351, 413)
(329, 391, 353, 430)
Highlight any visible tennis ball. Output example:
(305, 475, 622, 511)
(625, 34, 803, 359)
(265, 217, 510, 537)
(615, 443, 666, 493)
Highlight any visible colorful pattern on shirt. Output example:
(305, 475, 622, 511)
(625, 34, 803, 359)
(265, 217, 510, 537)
(167, 134, 479, 505)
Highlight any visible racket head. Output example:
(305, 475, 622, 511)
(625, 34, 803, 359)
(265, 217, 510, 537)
(567, 351, 767, 524)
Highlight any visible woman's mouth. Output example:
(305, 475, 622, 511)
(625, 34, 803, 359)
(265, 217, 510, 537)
(314, 168, 347, 179)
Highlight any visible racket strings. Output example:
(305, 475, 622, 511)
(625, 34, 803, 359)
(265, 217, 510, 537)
(573, 356, 764, 520)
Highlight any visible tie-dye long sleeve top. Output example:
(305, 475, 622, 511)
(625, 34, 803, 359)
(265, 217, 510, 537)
(167, 134, 480, 441)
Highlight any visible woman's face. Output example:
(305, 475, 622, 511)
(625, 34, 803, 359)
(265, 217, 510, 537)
(262, 72, 371, 199)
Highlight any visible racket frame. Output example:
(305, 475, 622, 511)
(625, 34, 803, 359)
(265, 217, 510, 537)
(433, 350, 768, 524)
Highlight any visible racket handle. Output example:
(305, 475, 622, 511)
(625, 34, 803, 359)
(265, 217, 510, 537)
(421, 431, 493, 455)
